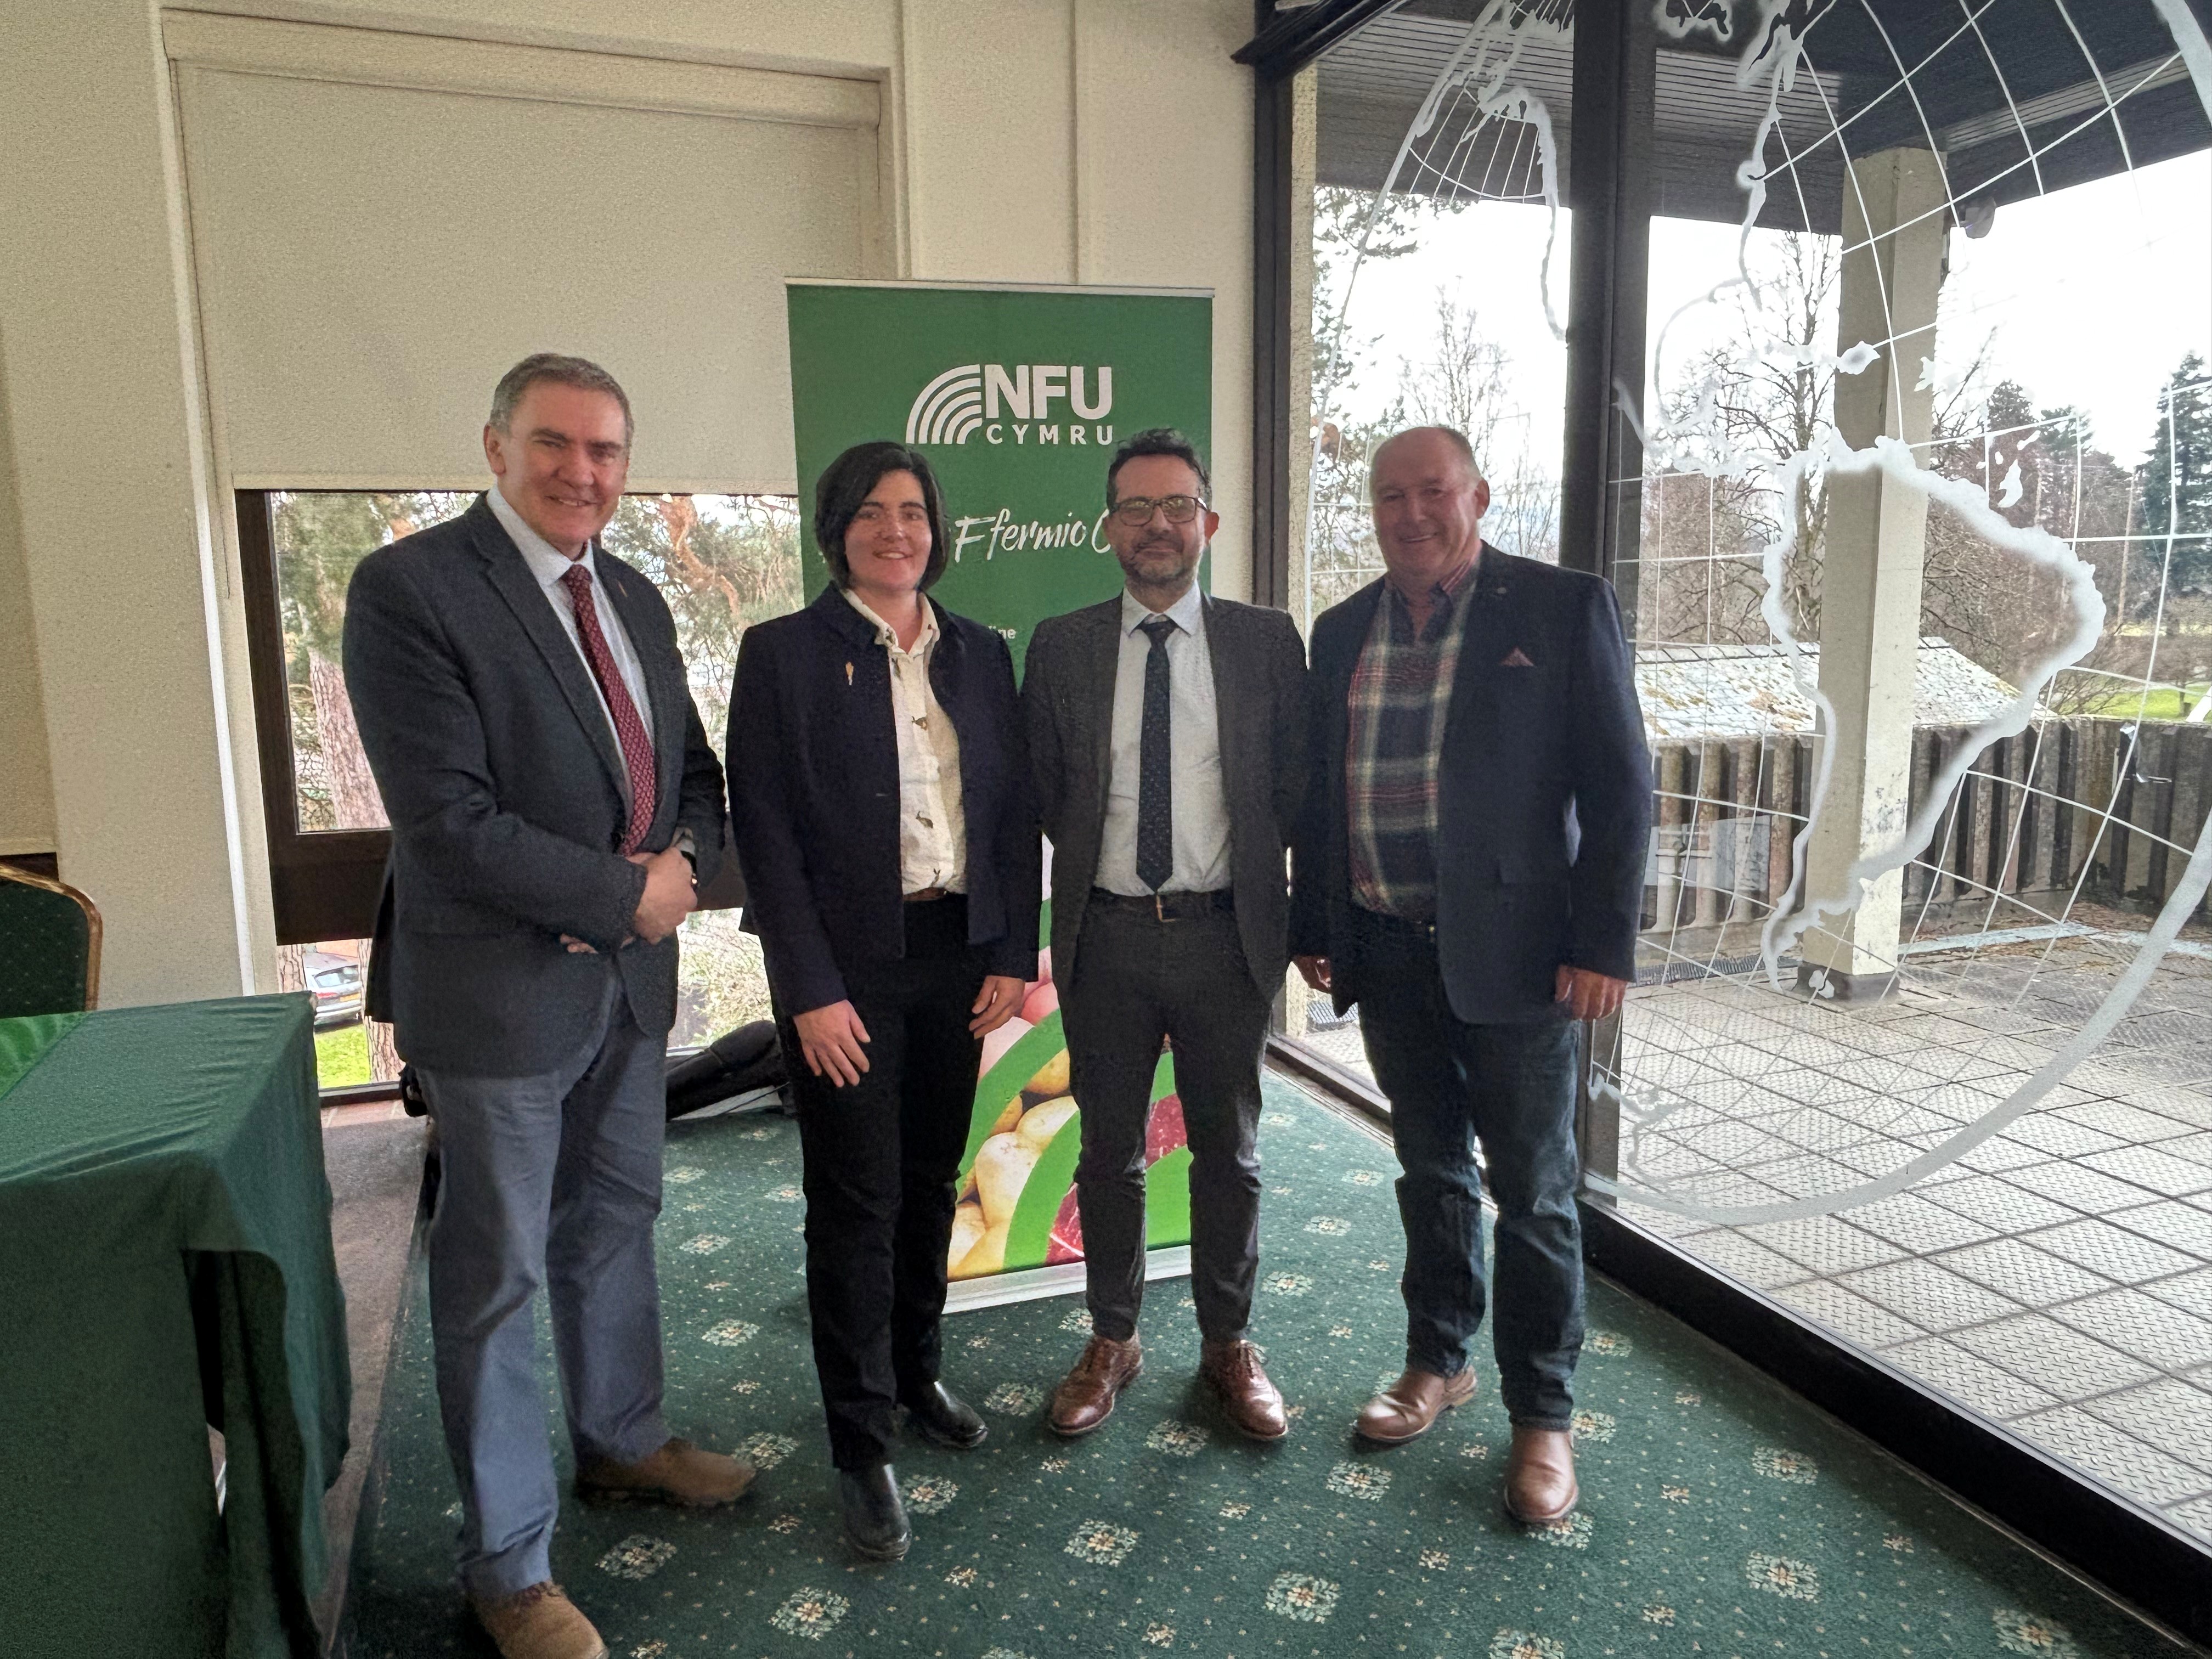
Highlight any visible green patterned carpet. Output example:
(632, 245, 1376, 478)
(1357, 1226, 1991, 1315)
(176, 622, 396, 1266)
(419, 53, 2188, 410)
(345, 1075, 2174, 1659)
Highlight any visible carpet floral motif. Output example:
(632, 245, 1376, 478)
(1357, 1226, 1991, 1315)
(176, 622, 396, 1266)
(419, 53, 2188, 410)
(739, 1431, 796, 1469)
(700, 1319, 758, 1347)
(984, 1381, 1040, 1413)
(675, 1233, 728, 1256)
(1304, 1215, 1351, 1235)
(663, 1167, 703, 1186)
(1058, 1307, 1093, 1334)
(1995, 1610, 2081, 1657)
(768, 1587, 848, 1640)
(1144, 1419, 1208, 1457)
(595, 1534, 675, 1581)
(1746, 1552, 1821, 1600)
(1530, 1511, 1593, 1549)
(1263, 1571, 1340, 1623)
(1570, 1409, 1616, 1442)
(1587, 1330, 1633, 1356)
(1754, 1444, 1819, 1483)
(1064, 1520, 1138, 1566)
(1488, 1627, 1566, 1659)
(1263, 1271, 1313, 1295)
(900, 1475, 957, 1515)
(1142, 1621, 1175, 1646)
(1324, 1459, 1391, 1500)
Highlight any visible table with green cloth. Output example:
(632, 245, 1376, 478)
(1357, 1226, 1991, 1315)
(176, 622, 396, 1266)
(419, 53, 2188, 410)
(0, 996, 352, 1658)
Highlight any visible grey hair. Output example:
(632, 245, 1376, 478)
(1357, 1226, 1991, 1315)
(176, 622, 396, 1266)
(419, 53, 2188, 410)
(489, 353, 634, 444)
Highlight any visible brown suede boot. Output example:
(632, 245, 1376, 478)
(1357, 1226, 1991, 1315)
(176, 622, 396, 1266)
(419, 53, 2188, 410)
(575, 1437, 755, 1508)
(1354, 1367, 1476, 1445)
(1504, 1425, 1579, 1525)
(1200, 1338, 1289, 1441)
(471, 1582, 607, 1659)
(1048, 1334, 1144, 1436)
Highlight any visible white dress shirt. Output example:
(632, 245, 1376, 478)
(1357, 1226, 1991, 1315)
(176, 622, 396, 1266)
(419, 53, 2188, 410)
(845, 589, 968, 896)
(488, 484, 655, 801)
(1097, 582, 1231, 895)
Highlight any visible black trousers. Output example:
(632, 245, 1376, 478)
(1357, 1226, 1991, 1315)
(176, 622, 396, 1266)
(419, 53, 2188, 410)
(1061, 893, 1272, 1345)
(778, 896, 985, 1470)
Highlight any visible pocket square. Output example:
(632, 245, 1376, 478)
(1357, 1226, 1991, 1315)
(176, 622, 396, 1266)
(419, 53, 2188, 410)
(1501, 647, 1536, 668)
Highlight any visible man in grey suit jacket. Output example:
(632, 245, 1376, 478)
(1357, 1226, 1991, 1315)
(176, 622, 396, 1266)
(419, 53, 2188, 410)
(1023, 428, 1307, 1442)
(345, 355, 748, 1659)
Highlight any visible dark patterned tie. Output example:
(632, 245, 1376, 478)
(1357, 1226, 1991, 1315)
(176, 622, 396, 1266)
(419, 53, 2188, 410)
(560, 563, 658, 853)
(1136, 616, 1177, 893)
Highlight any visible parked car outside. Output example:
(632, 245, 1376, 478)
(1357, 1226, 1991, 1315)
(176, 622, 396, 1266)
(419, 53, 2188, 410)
(304, 948, 363, 1028)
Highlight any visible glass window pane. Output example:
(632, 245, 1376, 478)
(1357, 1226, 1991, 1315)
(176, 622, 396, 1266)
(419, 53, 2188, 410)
(1601, 5, 2212, 1537)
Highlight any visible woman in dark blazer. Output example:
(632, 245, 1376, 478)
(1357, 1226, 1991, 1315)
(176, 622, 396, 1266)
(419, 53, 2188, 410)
(728, 441, 1040, 1561)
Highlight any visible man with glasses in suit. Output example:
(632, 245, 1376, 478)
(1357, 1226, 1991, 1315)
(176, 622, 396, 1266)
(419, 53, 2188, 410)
(1023, 428, 1308, 1442)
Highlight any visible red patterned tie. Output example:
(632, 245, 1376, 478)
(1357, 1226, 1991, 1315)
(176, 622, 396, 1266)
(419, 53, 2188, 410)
(559, 563, 657, 853)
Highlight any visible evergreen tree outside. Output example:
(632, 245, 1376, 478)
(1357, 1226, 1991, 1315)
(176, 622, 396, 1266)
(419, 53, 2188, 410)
(2138, 352, 2212, 595)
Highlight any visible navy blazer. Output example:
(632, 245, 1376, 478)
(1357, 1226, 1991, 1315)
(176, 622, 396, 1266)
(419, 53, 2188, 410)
(345, 495, 728, 1074)
(729, 585, 1042, 1016)
(1290, 548, 1651, 1024)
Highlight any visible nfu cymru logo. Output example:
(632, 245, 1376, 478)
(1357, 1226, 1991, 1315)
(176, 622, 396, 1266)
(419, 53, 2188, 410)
(905, 363, 1115, 449)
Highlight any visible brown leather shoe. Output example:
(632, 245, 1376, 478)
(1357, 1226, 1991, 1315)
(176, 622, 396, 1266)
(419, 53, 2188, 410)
(1504, 1425, 1579, 1525)
(1049, 1334, 1143, 1436)
(575, 1437, 755, 1508)
(1200, 1338, 1289, 1441)
(1355, 1366, 1476, 1444)
(472, 1582, 607, 1659)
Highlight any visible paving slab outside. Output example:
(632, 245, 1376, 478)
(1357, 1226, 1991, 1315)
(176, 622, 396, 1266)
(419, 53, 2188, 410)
(345, 1075, 2177, 1659)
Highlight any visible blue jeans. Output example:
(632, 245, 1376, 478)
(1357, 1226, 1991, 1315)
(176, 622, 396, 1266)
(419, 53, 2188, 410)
(1352, 915, 1584, 1429)
(416, 967, 670, 1599)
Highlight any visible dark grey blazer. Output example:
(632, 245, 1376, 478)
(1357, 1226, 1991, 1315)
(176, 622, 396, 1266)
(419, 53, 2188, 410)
(1022, 592, 1308, 997)
(344, 495, 727, 1075)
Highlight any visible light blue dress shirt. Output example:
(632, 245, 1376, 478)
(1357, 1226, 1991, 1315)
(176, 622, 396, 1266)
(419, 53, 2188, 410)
(1096, 582, 1231, 895)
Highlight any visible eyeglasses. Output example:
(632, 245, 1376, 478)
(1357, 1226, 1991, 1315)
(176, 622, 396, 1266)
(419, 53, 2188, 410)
(1109, 494, 1208, 527)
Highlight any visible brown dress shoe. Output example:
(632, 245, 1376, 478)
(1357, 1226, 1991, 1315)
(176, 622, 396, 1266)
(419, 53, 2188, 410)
(472, 1581, 607, 1659)
(1049, 1334, 1143, 1436)
(1355, 1366, 1476, 1444)
(1504, 1425, 1579, 1525)
(575, 1437, 755, 1508)
(1200, 1339, 1289, 1441)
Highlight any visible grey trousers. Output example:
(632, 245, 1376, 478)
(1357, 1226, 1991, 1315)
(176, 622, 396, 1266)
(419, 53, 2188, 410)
(416, 968, 670, 1599)
(1062, 895, 1272, 1345)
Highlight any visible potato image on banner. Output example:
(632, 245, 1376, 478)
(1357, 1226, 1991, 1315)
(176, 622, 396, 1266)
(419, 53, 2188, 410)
(948, 1201, 985, 1271)
(1017, 1096, 1079, 1153)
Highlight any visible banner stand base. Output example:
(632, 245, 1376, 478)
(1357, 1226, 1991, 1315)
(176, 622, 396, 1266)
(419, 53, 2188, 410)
(944, 1246, 1191, 1314)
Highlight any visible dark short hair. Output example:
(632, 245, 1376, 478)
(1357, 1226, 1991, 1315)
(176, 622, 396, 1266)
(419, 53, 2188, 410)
(489, 353, 634, 444)
(1105, 427, 1211, 507)
(814, 442, 953, 591)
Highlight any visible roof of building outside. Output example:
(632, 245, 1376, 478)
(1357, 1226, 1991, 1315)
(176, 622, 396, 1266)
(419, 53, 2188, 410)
(1637, 637, 2019, 742)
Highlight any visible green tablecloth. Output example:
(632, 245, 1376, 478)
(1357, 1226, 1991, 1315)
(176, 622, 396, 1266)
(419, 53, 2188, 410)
(0, 996, 351, 1657)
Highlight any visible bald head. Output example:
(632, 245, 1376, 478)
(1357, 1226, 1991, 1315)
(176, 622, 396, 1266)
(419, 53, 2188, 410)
(1371, 424, 1483, 486)
(1369, 425, 1491, 594)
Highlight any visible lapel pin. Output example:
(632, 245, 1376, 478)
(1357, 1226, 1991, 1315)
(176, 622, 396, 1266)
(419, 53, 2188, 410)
(844, 661, 854, 687)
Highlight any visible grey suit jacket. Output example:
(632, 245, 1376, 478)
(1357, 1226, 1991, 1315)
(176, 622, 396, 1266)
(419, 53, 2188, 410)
(345, 495, 727, 1075)
(1023, 592, 1308, 997)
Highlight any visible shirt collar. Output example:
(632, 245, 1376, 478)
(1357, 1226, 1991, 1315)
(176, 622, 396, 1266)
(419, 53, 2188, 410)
(843, 586, 940, 653)
(1381, 547, 1480, 615)
(488, 483, 599, 590)
(1120, 581, 1205, 637)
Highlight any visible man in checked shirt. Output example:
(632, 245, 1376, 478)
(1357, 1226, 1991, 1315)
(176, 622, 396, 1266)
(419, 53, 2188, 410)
(1290, 425, 1649, 1526)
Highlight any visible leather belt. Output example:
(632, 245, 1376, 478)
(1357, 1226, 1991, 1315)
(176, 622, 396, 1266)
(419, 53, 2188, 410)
(904, 886, 953, 904)
(1089, 887, 1234, 923)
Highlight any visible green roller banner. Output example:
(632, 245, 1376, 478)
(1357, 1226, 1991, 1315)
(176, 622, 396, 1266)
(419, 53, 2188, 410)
(784, 279, 1212, 1287)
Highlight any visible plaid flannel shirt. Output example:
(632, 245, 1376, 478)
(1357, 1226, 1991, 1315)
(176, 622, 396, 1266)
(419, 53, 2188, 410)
(1345, 561, 1480, 922)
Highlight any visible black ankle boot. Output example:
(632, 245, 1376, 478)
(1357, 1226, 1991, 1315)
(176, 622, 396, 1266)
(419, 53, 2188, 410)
(901, 1381, 988, 1449)
(838, 1463, 911, 1561)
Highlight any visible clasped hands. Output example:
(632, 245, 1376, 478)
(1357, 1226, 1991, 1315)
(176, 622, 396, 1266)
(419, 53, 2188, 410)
(558, 845, 697, 955)
(1293, 955, 1628, 1022)
(793, 974, 1026, 1090)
